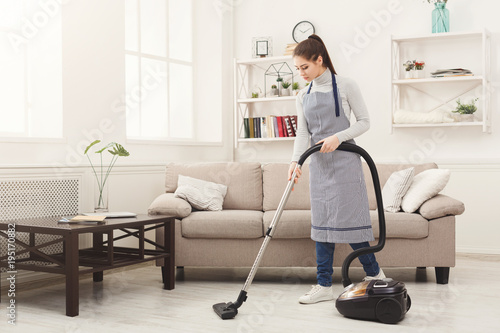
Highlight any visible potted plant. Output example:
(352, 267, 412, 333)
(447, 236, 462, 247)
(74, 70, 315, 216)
(292, 82, 300, 96)
(452, 98, 478, 122)
(84, 140, 130, 212)
(415, 61, 425, 78)
(271, 84, 278, 96)
(403, 60, 415, 79)
(276, 77, 284, 96)
(281, 81, 291, 96)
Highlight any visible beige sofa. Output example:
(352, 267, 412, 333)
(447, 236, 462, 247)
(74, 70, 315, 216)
(151, 161, 465, 284)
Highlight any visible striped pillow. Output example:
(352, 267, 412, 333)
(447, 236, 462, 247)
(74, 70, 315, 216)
(174, 175, 228, 211)
(382, 167, 415, 213)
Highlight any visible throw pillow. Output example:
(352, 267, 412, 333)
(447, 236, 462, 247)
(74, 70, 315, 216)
(148, 193, 192, 218)
(174, 175, 228, 211)
(401, 169, 451, 213)
(382, 167, 415, 213)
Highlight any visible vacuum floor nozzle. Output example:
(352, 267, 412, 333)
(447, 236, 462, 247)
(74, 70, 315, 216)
(212, 302, 238, 320)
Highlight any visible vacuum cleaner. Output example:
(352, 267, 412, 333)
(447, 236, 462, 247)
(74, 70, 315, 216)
(213, 142, 410, 323)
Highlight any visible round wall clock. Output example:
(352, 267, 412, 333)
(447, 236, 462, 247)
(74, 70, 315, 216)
(292, 21, 315, 43)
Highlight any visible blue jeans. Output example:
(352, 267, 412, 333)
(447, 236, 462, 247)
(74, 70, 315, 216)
(316, 241, 380, 287)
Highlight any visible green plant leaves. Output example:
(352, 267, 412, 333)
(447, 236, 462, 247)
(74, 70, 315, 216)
(108, 143, 130, 157)
(84, 140, 101, 154)
(85, 141, 130, 156)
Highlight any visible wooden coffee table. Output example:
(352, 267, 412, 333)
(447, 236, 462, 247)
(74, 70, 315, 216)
(0, 214, 175, 317)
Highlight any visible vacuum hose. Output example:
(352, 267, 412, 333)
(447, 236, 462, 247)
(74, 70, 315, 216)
(298, 142, 386, 287)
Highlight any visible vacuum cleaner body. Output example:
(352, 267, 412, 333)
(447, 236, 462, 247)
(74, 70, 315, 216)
(336, 279, 410, 324)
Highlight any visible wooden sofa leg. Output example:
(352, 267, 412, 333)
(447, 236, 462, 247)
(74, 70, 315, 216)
(435, 267, 450, 284)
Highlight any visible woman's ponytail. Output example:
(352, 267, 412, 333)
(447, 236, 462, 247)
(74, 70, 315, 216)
(293, 34, 337, 74)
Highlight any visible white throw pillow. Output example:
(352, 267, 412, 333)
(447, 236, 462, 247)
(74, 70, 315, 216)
(401, 169, 451, 213)
(174, 175, 228, 211)
(382, 167, 415, 213)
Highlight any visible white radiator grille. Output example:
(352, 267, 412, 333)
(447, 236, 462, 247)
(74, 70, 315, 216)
(0, 178, 80, 271)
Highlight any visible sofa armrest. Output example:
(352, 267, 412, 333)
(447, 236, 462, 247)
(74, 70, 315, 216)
(148, 193, 192, 218)
(418, 194, 465, 220)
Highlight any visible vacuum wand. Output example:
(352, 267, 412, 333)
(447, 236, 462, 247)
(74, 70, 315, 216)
(212, 167, 300, 319)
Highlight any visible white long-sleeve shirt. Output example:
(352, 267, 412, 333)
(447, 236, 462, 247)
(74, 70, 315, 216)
(291, 68, 370, 162)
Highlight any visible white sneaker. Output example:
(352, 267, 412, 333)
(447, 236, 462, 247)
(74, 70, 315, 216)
(363, 268, 386, 281)
(298, 284, 334, 304)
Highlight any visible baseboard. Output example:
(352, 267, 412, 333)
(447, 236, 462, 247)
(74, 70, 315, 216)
(456, 247, 500, 255)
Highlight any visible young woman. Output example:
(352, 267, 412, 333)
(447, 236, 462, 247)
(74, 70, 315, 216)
(288, 34, 385, 304)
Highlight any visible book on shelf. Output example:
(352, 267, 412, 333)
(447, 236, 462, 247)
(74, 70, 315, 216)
(249, 117, 255, 138)
(431, 68, 473, 77)
(244, 118, 250, 138)
(284, 116, 294, 137)
(260, 117, 268, 138)
(273, 117, 279, 137)
(290, 115, 298, 134)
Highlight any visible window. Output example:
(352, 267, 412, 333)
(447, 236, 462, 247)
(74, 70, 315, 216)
(125, 0, 223, 143)
(0, 0, 63, 139)
(125, 0, 198, 141)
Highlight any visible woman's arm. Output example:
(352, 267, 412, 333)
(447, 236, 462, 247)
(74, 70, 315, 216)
(335, 78, 370, 143)
(291, 91, 310, 162)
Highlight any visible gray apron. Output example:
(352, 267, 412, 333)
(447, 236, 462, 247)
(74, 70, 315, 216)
(303, 72, 373, 244)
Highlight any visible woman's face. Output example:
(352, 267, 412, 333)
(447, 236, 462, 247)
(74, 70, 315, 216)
(294, 55, 325, 82)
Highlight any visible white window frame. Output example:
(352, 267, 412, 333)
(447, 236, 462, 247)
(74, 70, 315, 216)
(0, 0, 64, 143)
(125, 0, 198, 143)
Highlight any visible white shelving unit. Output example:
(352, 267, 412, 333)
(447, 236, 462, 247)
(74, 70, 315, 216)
(234, 55, 298, 147)
(390, 30, 491, 133)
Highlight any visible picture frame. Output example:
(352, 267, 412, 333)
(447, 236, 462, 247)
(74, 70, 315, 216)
(252, 36, 273, 58)
(256, 41, 268, 57)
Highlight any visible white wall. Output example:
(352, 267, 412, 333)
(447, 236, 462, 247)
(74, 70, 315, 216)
(232, 0, 500, 254)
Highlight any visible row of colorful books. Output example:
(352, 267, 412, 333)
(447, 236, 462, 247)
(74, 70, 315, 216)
(243, 115, 298, 139)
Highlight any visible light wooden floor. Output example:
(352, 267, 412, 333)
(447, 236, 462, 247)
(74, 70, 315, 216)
(1, 253, 500, 332)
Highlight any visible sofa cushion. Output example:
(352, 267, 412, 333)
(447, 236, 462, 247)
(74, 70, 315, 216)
(371, 211, 429, 239)
(263, 210, 311, 238)
(262, 163, 311, 211)
(418, 194, 465, 220)
(180, 210, 263, 239)
(382, 167, 415, 213)
(148, 193, 192, 218)
(165, 162, 263, 210)
(363, 162, 438, 210)
(174, 175, 227, 211)
(263, 210, 428, 239)
(401, 169, 451, 213)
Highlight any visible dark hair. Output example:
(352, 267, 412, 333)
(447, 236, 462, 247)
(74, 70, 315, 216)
(293, 34, 337, 74)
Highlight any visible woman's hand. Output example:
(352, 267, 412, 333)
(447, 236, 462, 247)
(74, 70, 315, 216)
(316, 135, 340, 153)
(288, 162, 302, 185)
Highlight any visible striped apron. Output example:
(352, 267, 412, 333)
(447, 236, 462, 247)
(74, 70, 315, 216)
(303, 72, 373, 244)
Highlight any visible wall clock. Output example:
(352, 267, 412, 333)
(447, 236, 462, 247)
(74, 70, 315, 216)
(292, 21, 315, 43)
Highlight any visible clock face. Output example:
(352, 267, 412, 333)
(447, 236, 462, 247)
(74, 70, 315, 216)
(292, 21, 315, 43)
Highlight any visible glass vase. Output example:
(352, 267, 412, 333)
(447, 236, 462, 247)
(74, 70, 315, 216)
(94, 182, 109, 213)
(432, 3, 449, 33)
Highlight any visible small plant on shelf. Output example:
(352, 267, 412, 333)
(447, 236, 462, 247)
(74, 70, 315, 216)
(453, 98, 478, 114)
(271, 84, 278, 96)
(251, 92, 259, 98)
(281, 81, 291, 89)
(415, 61, 425, 70)
(403, 60, 415, 72)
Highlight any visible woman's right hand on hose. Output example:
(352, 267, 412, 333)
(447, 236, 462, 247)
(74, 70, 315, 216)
(288, 162, 302, 184)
